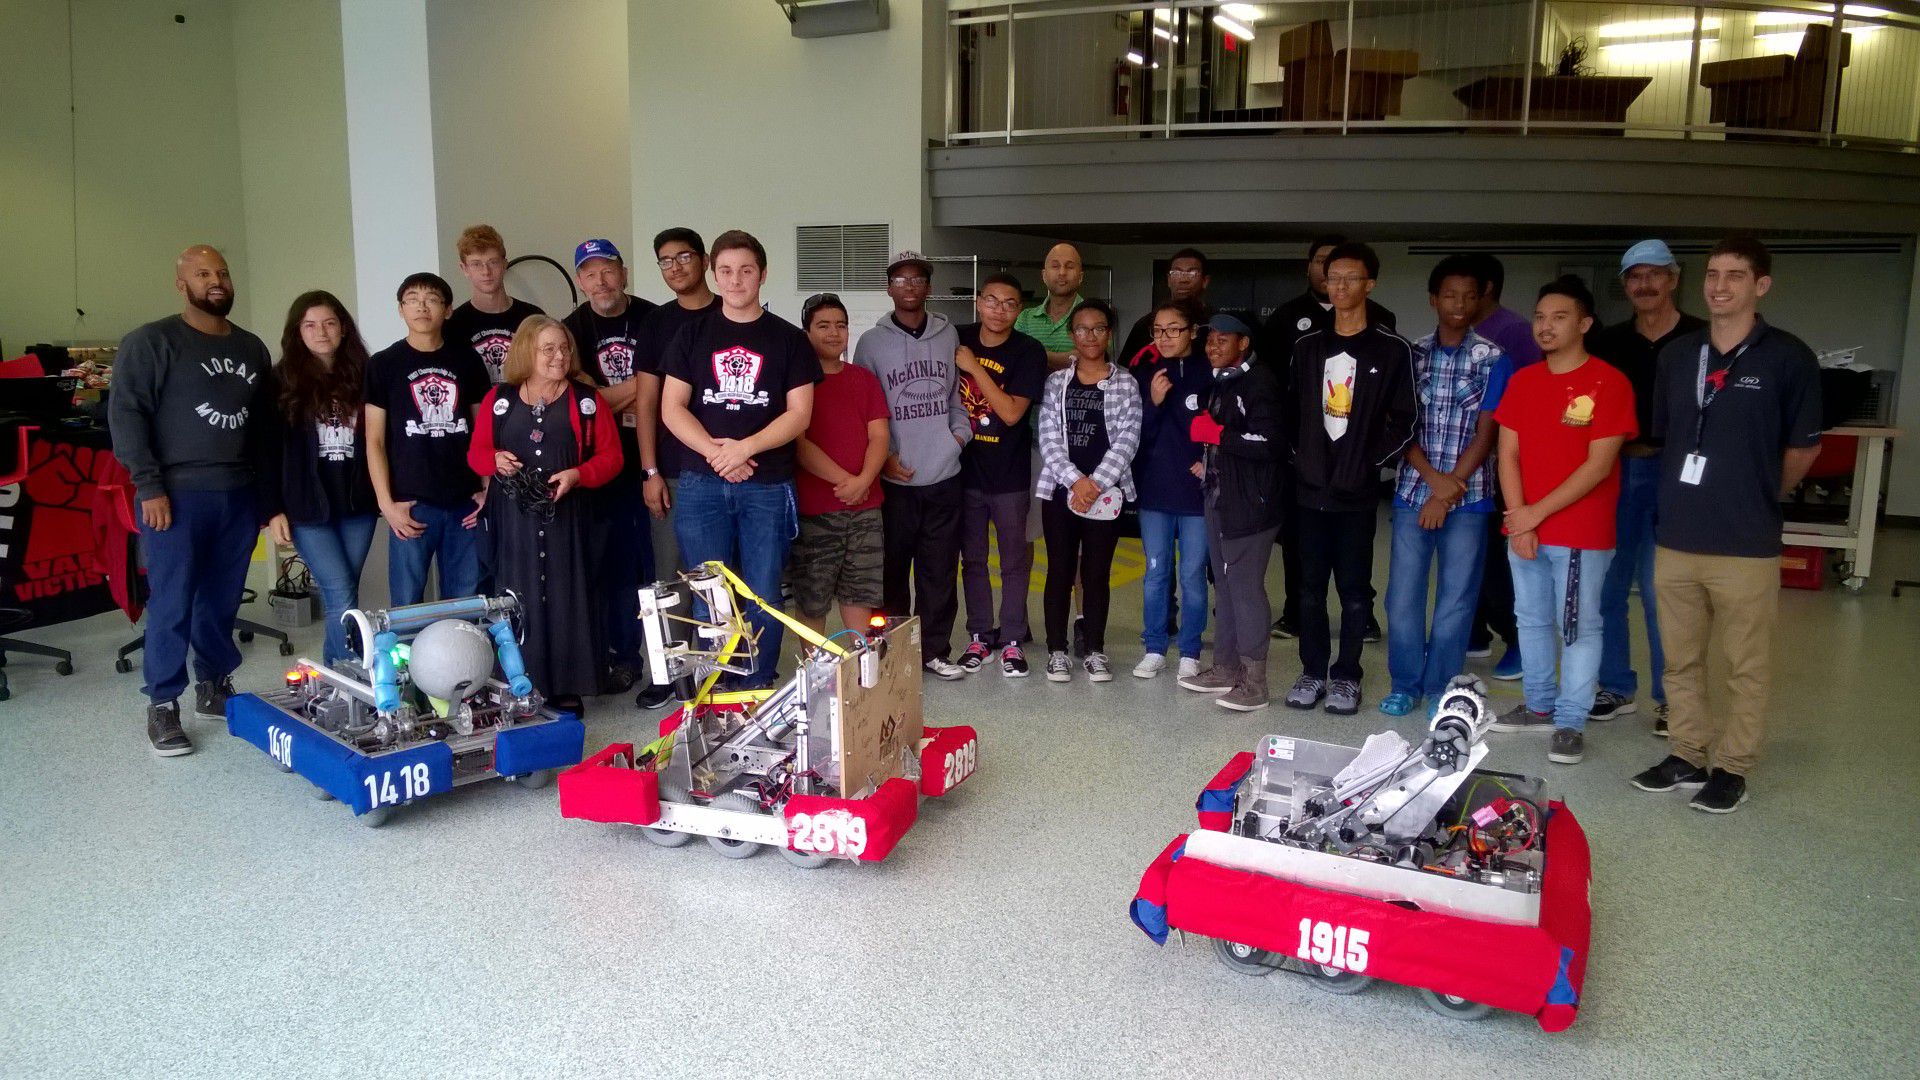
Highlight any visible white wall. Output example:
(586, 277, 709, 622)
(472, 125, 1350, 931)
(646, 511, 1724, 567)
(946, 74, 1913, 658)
(0, 0, 249, 350)
(629, 0, 927, 326)
(427, 0, 629, 317)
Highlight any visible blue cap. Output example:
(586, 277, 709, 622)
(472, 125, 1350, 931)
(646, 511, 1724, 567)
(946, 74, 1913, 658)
(1620, 239, 1677, 276)
(574, 238, 622, 269)
(1208, 311, 1252, 337)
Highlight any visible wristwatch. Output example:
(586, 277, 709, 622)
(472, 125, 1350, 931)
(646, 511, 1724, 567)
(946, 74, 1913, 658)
(641, 467, 660, 479)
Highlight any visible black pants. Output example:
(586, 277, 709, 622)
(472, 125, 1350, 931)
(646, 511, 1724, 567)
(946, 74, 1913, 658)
(1277, 495, 1303, 627)
(1296, 505, 1377, 682)
(1470, 508, 1518, 649)
(881, 474, 964, 661)
(1041, 493, 1121, 655)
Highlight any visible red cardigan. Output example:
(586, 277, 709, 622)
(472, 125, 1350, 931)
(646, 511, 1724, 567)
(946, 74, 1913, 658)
(467, 381, 624, 489)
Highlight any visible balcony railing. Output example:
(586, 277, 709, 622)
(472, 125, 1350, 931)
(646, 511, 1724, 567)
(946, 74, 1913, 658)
(942, 0, 1920, 149)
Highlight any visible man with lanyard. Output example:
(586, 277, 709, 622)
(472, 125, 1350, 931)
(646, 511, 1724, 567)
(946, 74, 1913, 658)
(1587, 240, 1706, 730)
(1631, 237, 1822, 814)
(1016, 242, 1086, 371)
(1118, 248, 1212, 365)
(562, 238, 658, 692)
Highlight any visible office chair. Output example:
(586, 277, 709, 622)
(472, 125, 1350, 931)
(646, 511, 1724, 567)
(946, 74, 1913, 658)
(0, 421, 78, 701)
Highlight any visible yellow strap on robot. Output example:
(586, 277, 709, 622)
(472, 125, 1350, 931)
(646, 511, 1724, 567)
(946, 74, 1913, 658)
(703, 561, 849, 657)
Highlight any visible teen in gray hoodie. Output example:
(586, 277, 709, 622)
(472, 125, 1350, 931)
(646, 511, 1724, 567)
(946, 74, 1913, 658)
(853, 252, 973, 676)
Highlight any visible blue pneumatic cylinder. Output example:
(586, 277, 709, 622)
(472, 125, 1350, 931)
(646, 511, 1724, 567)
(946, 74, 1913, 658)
(488, 619, 534, 697)
(372, 631, 402, 713)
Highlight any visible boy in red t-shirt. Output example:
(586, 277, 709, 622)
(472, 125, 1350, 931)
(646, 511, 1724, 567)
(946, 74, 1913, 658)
(1489, 276, 1635, 767)
(792, 294, 890, 634)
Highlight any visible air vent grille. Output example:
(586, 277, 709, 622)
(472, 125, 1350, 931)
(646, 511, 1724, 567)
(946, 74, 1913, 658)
(796, 224, 891, 290)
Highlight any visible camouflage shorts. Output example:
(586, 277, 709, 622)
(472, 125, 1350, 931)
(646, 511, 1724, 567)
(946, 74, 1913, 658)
(789, 509, 884, 617)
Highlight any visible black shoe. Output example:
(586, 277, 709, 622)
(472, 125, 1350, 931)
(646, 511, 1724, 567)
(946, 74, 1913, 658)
(1629, 754, 1708, 793)
(1072, 617, 1088, 659)
(1269, 617, 1298, 640)
(147, 701, 193, 757)
(552, 695, 586, 717)
(602, 661, 637, 695)
(1653, 703, 1669, 738)
(193, 676, 235, 720)
(1690, 769, 1748, 814)
(634, 682, 674, 710)
(1362, 614, 1383, 644)
(1589, 690, 1636, 721)
(960, 635, 992, 673)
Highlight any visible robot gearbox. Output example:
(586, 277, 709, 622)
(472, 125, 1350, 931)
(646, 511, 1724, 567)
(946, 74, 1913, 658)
(1129, 678, 1593, 1029)
(559, 562, 979, 867)
(226, 594, 586, 826)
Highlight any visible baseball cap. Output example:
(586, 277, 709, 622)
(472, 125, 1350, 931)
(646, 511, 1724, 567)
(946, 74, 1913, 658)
(1619, 239, 1677, 276)
(1208, 311, 1253, 337)
(887, 250, 934, 279)
(574, 238, 623, 269)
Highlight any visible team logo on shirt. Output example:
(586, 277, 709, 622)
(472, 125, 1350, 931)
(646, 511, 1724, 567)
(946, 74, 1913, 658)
(474, 330, 513, 381)
(405, 370, 469, 437)
(598, 340, 637, 383)
(1322, 351, 1356, 442)
(703, 346, 770, 409)
(1296, 316, 1312, 332)
(1562, 391, 1597, 427)
(316, 411, 357, 462)
(960, 377, 993, 431)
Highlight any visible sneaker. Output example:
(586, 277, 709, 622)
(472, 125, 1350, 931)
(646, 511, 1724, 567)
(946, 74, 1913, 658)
(1217, 678, 1271, 712)
(1072, 617, 1088, 659)
(1490, 701, 1554, 732)
(1589, 690, 1637, 721)
(1465, 643, 1493, 659)
(1379, 691, 1417, 717)
(1690, 769, 1748, 814)
(1492, 645, 1524, 681)
(193, 676, 236, 720)
(1046, 651, 1072, 682)
(1324, 679, 1361, 715)
(147, 701, 193, 757)
(601, 661, 637, 695)
(1269, 616, 1298, 640)
(924, 657, 966, 681)
(1653, 702, 1669, 737)
(960, 636, 992, 673)
(1132, 652, 1166, 679)
(1000, 643, 1030, 678)
(1284, 674, 1325, 709)
(1629, 754, 1708, 792)
(1178, 664, 1238, 694)
(1548, 728, 1585, 765)
(635, 682, 675, 710)
(1084, 652, 1114, 683)
(1361, 616, 1383, 645)
(1177, 656, 1201, 680)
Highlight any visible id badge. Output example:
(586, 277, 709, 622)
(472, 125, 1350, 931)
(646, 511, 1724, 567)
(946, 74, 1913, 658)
(1681, 453, 1707, 486)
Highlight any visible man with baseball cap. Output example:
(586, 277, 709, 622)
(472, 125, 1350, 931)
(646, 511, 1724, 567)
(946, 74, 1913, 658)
(853, 250, 972, 678)
(1586, 239, 1704, 732)
(562, 238, 658, 693)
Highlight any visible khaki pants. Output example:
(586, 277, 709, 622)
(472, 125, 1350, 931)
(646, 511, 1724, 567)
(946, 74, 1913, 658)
(1654, 546, 1780, 777)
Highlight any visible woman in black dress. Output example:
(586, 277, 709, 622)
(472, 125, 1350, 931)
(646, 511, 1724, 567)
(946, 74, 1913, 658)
(466, 315, 623, 713)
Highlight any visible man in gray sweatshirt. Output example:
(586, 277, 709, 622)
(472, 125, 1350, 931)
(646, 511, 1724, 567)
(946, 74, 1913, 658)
(853, 251, 972, 677)
(108, 245, 277, 758)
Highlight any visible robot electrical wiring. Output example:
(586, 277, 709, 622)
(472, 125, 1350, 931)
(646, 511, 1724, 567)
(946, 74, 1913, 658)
(226, 593, 586, 827)
(559, 561, 979, 868)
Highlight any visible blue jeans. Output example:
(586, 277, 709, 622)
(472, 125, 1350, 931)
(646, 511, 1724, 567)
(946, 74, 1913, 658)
(1139, 509, 1209, 657)
(1599, 455, 1664, 703)
(139, 487, 258, 703)
(387, 500, 481, 607)
(291, 515, 377, 665)
(1386, 505, 1489, 699)
(1509, 543, 1614, 731)
(672, 473, 797, 686)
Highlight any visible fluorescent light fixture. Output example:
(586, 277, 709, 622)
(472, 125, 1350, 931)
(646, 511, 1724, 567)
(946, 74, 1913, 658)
(1213, 13, 1255, 41)
(1599, 38, 1717, 60)
(1152, 25, 1173, 41)
(1125, 49, 1147, 65)
(1753, 31, 1805, 50)
(1755, 6, 1888, 26)
(1153, 7, 1171, 23)
(1597, 17, 1719, 39)
(1222, 3, 1262, 20)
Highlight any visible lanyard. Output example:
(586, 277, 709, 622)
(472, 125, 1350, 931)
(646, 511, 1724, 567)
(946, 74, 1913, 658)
(1692, 338, 1751, 450)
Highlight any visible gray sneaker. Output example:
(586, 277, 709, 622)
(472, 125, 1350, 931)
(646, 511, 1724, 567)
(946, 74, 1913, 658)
(1178, 663, 1239, 694)
(1491, 701, 1555, 732)
(1548, 728, 1585, 764)
(147, 701, 193, 757)
(1323, 679, 1361, 716)
(1217, 676, 1271, 712)
(1284, 674, 1325, 710)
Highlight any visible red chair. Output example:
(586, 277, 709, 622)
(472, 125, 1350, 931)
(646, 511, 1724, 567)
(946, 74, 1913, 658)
(0, 422, 78, 701)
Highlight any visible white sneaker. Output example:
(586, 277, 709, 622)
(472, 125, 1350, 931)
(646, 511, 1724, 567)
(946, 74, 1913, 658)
(1177, 656, 1202, 679)
(1132, 652, 1166, 679)
(1045, 651, 1072, 682)
(923, 657, 965, 681)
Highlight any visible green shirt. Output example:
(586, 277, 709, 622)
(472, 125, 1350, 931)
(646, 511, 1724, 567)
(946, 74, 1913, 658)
(1014, 294, 1083, 354)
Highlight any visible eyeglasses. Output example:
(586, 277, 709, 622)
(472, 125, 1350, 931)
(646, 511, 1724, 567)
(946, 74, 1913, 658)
(1167, 268, 1203, 278)
(1151, 324, 1192, 337)
(978, 296, 1022, 312)
(1071, 325, 1110, 338)
(536, 343, 569, 357)
(1325, 274, 1370, 287)
(889, 275, 929, 287)
(656, 252, 699, 269)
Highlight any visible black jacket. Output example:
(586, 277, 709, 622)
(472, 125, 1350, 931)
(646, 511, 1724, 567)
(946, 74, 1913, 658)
(1259, 291, 1396, 382)
(1203, 357, 1286, 539)
(272, 408, 375, 526)
(1286, 324, 1417, 512)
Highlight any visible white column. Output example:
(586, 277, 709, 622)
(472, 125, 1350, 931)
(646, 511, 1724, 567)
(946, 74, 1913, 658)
(339, 0, 439, 346)
(1888, 239, 1920, 518)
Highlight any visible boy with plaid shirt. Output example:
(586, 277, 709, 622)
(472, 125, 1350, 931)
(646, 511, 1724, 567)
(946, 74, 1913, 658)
(1382, 257, 1506, 716)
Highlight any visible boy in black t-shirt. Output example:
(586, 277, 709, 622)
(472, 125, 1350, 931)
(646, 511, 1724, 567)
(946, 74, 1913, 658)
(659, 230, 822, 688)
(953, 273, 1047, 677)
(365, 271, 490, 606)
(444, 224, 544, 383)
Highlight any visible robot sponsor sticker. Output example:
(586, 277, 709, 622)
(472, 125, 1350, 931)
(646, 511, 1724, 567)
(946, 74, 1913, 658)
(787, 808, 868, 858)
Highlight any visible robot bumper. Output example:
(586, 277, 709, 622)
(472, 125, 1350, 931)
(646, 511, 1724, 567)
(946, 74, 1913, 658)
(1129, 678, 1593, 1030)
(227, 594, 585, 826)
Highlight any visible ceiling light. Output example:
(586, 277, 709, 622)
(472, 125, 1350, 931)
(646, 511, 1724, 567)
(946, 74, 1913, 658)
(1222, 3, 1262, 20)
(1213, 13, 1255, 41)
(1597, 16, 1718, 39)
(1152, 25, 1173, 41)
(1754, 5, 1888, 24)
(1124, 49, 1146, 65)
(1599, 38, 1718, 60)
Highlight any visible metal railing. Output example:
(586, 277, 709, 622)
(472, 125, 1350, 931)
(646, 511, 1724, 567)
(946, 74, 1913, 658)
(943, 0, 1920, 149)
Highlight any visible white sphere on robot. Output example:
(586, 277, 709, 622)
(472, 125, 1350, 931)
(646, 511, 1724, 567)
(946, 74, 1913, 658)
(408, 619, 497, 702)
